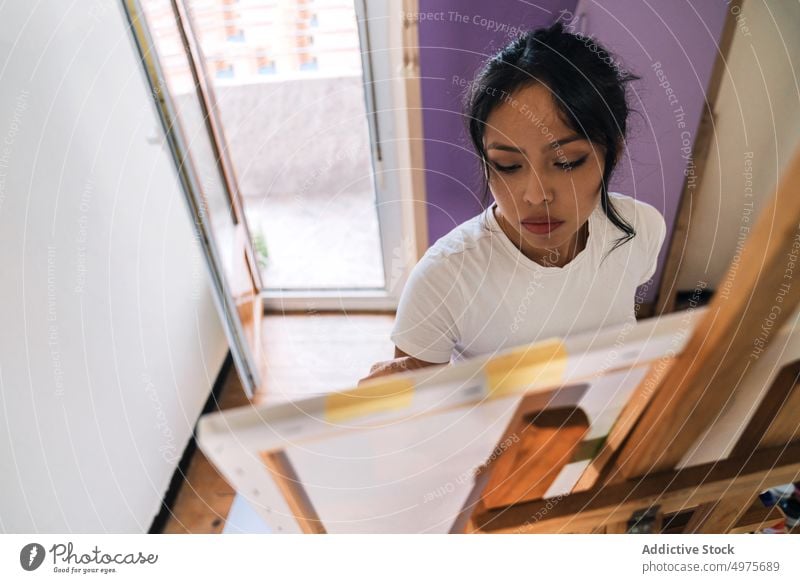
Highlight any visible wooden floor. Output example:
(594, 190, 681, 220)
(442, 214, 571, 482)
(160, 365, 250, 534)
(253, 311, 397, 404)
(161, 311, 395, 534)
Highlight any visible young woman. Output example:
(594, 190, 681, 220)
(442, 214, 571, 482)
(361, 22, 666, 384)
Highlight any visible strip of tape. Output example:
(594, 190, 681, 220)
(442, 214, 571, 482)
(484, 339, 568, 399)
(569, 436, 607, 463)
(324, 377, 415, 423)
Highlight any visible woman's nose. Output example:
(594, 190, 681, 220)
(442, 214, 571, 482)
(522, 169, 553, 205)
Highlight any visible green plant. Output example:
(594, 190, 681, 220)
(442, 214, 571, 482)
(252, 229, 269, 268)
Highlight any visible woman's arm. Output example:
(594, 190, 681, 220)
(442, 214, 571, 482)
(357, 346, 443, 386)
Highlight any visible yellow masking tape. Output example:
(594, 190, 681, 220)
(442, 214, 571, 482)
(324, 377, 415, 423)
(485, 339, 568, 398)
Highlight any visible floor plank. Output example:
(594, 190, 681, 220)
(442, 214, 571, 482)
(254, 312, 395, 404)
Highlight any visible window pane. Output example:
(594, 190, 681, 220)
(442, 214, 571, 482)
(186, 0, 385, 290)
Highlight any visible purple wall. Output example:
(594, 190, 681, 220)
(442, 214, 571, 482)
(574, 0, 728, 301)
(417, 0, 728, 303)
(418, 0, 577, 244)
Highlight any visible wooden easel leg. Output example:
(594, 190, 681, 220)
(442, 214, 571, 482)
(261, 450, 326, 534)
(604, 521, 628, 534)
(684, 493, 752, 533)
(603, 506, 663, 534)
(613, 146, 800, 479)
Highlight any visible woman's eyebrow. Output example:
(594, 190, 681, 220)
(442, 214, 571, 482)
(547, 134, 585, 150)
(486, 134, 587, 154)
(486, 142, 523, 153)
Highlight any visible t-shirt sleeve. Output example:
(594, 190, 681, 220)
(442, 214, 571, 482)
(390, 253, 462, 364)
(638, 203, 667, 286)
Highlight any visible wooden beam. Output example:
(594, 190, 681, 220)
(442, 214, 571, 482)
(732, 361, 800, 456)
(613, 145, 800, 479)
(573, 359, 673, 491)
(728, 499, 786, 534)
(761, 387, 800, 449)
(655, 0, 743, 314)
(471, 443, 800, 534)
(683, 493, 752, 534)
(261, 451, 326, 534)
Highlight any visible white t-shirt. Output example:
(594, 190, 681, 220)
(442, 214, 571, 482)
(390, 192, 667, 364)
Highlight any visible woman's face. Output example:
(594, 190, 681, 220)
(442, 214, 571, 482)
(483, 83, 605, 265)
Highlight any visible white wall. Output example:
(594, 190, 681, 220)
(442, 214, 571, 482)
(676, 0, 800, 290)
(0, 2, 229, 532)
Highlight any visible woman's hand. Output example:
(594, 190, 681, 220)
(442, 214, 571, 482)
(358, 357, 421, 386)
(358, 348, 442, 386)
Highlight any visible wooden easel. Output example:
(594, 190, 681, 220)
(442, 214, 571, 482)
(198, 146, 800, 535)
(461, 145, 800, 534)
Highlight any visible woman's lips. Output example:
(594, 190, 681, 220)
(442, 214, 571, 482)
(521, 220, 564, 235)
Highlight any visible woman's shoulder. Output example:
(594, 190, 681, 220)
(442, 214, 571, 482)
(605, 192, 666, 244)
(424, 209, 494, 262)
(604, 193, 667, 281)
(405, 210, 496, 295)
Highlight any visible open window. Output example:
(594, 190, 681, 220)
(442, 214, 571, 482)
(125, 0, 427, 394)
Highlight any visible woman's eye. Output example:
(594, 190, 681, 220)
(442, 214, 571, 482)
(491, 162, 521, 173)
(555, 155, 589, 171)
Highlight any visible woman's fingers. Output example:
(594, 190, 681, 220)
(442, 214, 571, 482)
(360, 358, 403, 386)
